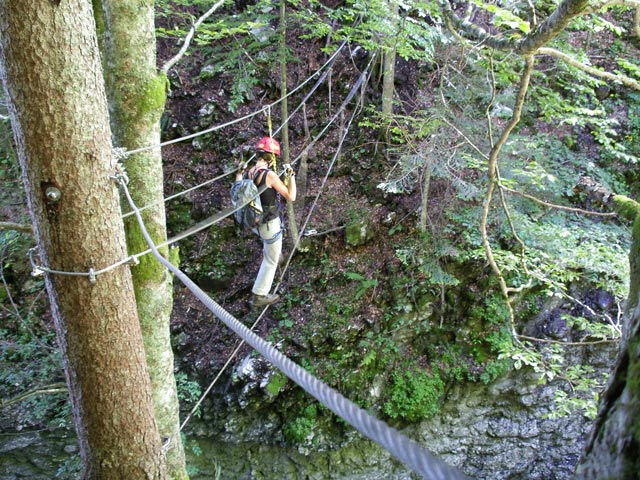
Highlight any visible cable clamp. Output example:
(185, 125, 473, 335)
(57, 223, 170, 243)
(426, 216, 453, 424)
(31, 266, 45, 277)
(160, 436, 173, 456)
(112, 147, 130, 162)
(28, 248, 44, 277)
(127, 256, 140, 266)
(111, 162, 129, 186)
(88, 268, 97, 283)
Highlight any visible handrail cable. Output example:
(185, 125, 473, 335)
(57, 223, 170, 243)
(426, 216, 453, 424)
(28, 43, 352, 279)
(116, 174, 470, 480)
(122, 41, 348, 158)
(120, 40, 348, 220)
(177, 57, 374, 433)
(122, 58, 372, 263)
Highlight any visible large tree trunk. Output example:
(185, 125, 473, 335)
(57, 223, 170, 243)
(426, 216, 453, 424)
(575, 196, 640, 479)
(0, 1, 165, 478)
(98, 1, 187, 477)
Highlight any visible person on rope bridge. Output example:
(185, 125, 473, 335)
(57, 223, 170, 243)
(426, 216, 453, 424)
(236, 136, 296, 308)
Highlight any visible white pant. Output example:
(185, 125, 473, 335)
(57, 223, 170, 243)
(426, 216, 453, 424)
(252, 217, 282, 296)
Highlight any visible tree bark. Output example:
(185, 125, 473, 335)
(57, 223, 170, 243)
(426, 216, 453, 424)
(0, 1, 165, 478)
(577, 217, 640, 478)
(280, 0, 299, 245)
(381, 0, 399, 118)
(570, 179, 640, 478)
(444, 0, 589, 53)
(98, 1, 187, 477)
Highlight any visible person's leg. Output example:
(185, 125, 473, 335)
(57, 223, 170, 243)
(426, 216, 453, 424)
(252, 218, 282, 297)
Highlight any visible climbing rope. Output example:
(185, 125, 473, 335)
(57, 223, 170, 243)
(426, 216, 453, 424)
(121, 41, 347, 159)
(116, 173, 469, 480)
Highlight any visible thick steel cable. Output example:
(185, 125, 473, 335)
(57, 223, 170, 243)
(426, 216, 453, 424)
(117, 175, 470, 480)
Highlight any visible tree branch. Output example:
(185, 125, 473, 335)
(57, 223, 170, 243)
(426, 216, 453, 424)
(538, 47, 640, 91)
(480, 54, 535, 337)
(0, 221, 32, 234)
(443, 0, 590, 54)
(500, 184, 619, 217)
(1, 383, 67, 409)
(160, 0, 225, 75)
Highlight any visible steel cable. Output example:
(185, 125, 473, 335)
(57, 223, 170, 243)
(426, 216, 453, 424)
(117, 176, 470, 480)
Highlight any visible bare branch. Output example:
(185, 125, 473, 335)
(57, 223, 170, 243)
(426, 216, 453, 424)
(0, 221, 32, 234)
(538, 47, 640, 91)
(500, 184, 619, 217)
(1, 383, 66, 409)
(161, 0, 226, 75)
(443, 0, 590, 54)
(480, 54, 536, 337)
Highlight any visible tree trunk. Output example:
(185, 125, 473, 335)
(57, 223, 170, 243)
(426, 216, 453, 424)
(576, 196, 640, 479)
(0, 1, 165, 478)
(279, 0, 299, 245)
(381, 0, 399, 118)
(98, 1, 187, 477)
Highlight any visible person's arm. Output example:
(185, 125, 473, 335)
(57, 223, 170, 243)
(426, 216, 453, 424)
(235, 164, 246, 182)
(266, 170, 296, 202)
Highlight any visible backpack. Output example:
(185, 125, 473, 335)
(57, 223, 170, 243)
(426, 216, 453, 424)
(230, 169, 267, 235)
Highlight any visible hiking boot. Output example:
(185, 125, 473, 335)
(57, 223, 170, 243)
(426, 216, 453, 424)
(251, 293, 280, 308)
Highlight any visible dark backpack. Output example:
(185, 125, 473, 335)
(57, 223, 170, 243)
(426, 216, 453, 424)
(230, 169, 267, 235)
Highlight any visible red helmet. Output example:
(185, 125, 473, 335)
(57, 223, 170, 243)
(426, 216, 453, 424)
(256, 137, 281, 156)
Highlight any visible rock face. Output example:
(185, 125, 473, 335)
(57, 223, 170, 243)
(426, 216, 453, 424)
(181, 343, 616, 479)
(421, 374, 590, 479)
(0, 342, 616, 479)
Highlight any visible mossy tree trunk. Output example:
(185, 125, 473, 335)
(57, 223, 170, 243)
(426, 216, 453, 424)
(0, 0, 165, 477)
(97, 1, 187, 478)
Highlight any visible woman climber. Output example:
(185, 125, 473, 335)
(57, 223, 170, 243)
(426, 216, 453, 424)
(236, 136, 296, 307)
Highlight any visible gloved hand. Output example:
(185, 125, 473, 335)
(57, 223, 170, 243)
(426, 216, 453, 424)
(283, 163, 294, 177)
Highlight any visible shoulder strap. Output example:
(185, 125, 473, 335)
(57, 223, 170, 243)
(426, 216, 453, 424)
(252, 168, 269, 186)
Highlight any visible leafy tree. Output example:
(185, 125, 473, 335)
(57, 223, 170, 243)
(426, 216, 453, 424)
(0, 0, 165, 477)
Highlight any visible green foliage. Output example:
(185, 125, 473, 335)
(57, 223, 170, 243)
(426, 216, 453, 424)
(283, 404, 318, 444)
(471, 0, 530, 34)
(175, 371, 202, 415)
(394, 233, 461, 289)
(437, 344, 470, 383)
(55, 454, 81, 478)
(383, 365, 444, 422)
(498, 341, 607, 419)
(156, 0, 286, 112)
(344, 271, 378, 300)
(316, 0, 442, 63)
